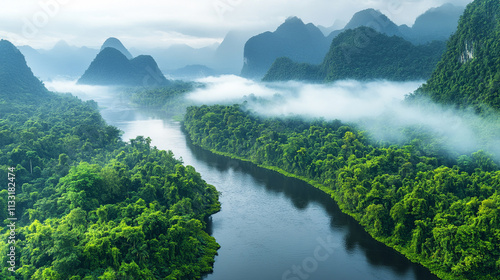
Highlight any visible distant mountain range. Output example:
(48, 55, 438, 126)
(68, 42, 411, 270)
(263, 27, 446, 82)
(0, 39, 47, 99)
(18, 41, 98, 80)
(337, 8, 404, 39)
(243, 3, 464, 80)
(12, 3, 464, 82)
(17, 31, 255, 80)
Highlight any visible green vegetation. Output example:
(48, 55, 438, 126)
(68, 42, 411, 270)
(184, 104, 500, 280)
(262, 57, 322, 82)
(1, 41, 220, 279)
(263, 27, 446, 82)
(416, 0, 500, 110)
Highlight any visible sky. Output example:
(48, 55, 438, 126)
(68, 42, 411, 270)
(0, 0, 474, 49)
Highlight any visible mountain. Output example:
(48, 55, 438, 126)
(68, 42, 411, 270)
(417, 0, 500, 110)
(263, 27, 446, 82)
(342, 8, 403, 37)
(321, 5, 464, 45)
(323, 9, 406, 46)
(18, 41, 98, 80)
(406, 3, 465, 44)
(321, 27, 445, 81)
(213, 30, 255, 75)
(245, 6, 462, 81)
(322, 8, 404, 46)
(100, 37, 133, 59)
(77, 47, 168, 87)
(241, 16, 330, 79)
(0, 39, 47, 98)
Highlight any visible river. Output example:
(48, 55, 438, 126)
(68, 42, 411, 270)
(48, 81, 440, 280)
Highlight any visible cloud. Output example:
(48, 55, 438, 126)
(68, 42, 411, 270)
(187, 75, 278, 103)
(250, 80, 421, 121)
(43, 75, 500, 160)
(187, 75, 500, 159)
(0, 0, 474, 49)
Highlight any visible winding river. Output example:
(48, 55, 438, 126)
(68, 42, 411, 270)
(50, 82, 440, 280)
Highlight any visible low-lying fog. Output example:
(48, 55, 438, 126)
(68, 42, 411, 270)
(46, 76, 500, 160)
(187, 75, 500, 159)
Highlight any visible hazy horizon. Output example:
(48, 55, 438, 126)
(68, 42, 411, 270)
(1, 0, 473, 50)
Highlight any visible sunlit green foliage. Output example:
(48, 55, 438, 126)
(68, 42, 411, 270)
(0, 88, 220, 279)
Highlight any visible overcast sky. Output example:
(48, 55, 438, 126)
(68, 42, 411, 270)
(0, 0, 473, 49)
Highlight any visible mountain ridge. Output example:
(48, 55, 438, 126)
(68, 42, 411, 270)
(263, 27, 446, 82)
(100, 37, 133, 59)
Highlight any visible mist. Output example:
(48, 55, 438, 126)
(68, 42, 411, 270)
(44, 76, 500, 160)
(187, 75, 500, 159)
(45, 79, 118, 103)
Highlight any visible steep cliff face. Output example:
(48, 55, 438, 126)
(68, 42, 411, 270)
(418, 0, 500, 110)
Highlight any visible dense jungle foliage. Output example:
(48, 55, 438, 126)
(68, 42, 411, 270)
(0, 41, 220, 279)
(417, 0, 500, 110)
(184, 104, 500, 280)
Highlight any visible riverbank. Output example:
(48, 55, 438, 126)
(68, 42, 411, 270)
(180, 121, 454, 280)
(182, 104, 494, 280)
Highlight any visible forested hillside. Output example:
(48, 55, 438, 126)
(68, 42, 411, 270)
(263, 27, 446, 82)
(417, 0, 500, 110)
(0, 41, 220, 279)
(184, 104, 500, 280)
